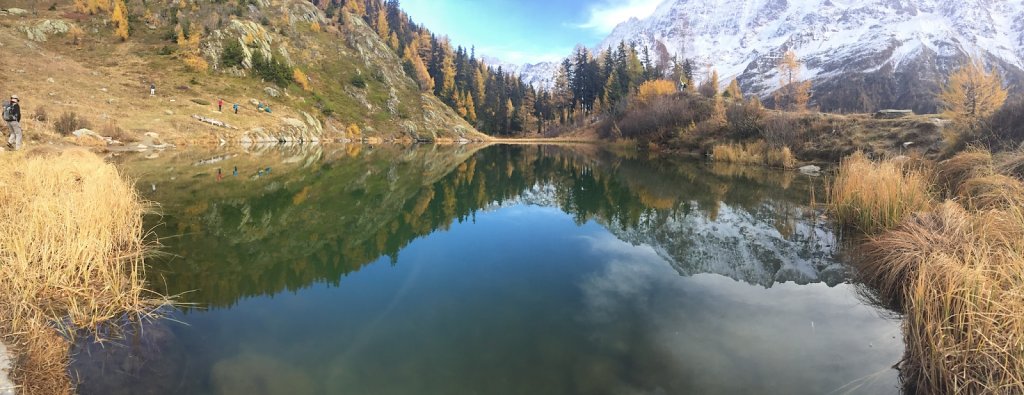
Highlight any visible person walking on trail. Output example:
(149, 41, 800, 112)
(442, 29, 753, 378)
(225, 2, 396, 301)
(150, 83, 156, 96)
(3, 95, 23, 150)
(218, 98, 224, 112)
(233, 103, 239, 114)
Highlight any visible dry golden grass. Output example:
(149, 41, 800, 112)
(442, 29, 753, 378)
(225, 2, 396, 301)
(828, 152, 932, 233)
(0, 148, 168, 394)
(832, 147, 1024, 394)
(935, 148, 994, 197)
(858, 202, 1024, 394)
(711, 141, 796, 169)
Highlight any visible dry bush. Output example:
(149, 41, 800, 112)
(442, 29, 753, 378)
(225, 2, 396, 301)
(32, 107, 47, 123)
(957, 174, 1024, 210)
(995, 147, 1024, 180)
(53, 112, 89, 136)
(711, 141, 795, 169)
(599, 94, 708, 142)
(857, 202, 1024, 394)
(0, 149, 169, 394)
(99, 121, 137, 143)
(983, 99, 1024, 150)
(828, 152, 932, 233)
(725, 98, 765, 140)
(761, 113, 799, 148)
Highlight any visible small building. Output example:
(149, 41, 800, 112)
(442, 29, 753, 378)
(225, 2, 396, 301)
(874, 109, 914, 119)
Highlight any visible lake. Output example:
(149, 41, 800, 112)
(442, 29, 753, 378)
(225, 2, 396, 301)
(73, 144, 903, 395)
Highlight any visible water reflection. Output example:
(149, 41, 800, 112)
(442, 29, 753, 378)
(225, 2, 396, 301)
(73, 144, 902, 395)
(122, 145, 841, 308)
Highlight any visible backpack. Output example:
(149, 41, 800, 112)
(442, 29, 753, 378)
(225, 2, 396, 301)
(2, 102, 13, 122)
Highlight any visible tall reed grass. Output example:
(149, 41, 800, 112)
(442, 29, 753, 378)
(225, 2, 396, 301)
(832, 149, 1024, 394)
(0, 149, 168, 394)
(711, 141, 796, 169)
(828, 152, 932, 233)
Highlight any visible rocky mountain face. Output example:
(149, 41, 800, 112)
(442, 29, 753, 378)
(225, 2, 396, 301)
(522, 0, 1024, 113)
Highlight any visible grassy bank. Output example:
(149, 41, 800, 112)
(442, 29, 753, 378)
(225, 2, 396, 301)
(0, 149, 168, 394)
(711, 142, 796, 169)
(829, 149, 1024, 393)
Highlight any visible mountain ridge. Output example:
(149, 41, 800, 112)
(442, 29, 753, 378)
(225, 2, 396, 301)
(518, 0, 1024, 113)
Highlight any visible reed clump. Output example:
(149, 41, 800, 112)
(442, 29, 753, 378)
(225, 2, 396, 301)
(0, 149, 168, 394)
(832, 148, 1024, 394)
(828, 152, 932, 233)
(711, 141, 796, 169)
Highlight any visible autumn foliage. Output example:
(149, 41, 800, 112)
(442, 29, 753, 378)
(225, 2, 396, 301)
(636, 80, 677, 104)
(938, 59, 1008, 121)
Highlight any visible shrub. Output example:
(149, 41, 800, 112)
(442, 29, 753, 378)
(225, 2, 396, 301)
(350, 73, 367, 89)
(598, 94, 707, 142)
(294, 68, 311, 91)
(346, 123, 361, 138)
(983, 98, 1024, 150)
(725, 98, 765, 140)
(761, 113, 800, 149)
(33, 107, 47, 122)
(53, 112, 90, 135)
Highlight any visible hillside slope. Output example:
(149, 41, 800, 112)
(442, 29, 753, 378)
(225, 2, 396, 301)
(0, 0, 486, 147)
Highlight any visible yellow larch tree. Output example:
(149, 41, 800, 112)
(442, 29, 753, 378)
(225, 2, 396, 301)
(938, 59, 1008, 121)
(636, 80, 677, 104)
(776, 50, 811, 111)
(111, 0, 129, 41)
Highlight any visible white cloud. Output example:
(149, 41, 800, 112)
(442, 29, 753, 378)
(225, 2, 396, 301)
(576, 0, 664, 33)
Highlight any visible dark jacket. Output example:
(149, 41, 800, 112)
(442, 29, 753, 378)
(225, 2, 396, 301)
(4, 101, 19, 122)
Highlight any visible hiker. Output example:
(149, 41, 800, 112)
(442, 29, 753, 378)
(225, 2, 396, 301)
(218, 98, 224, 112)
(150, 83, 156, 96)
(233, 166, 238, 176)
(233, 103, 239, 114)
(3, 95, 23, 150)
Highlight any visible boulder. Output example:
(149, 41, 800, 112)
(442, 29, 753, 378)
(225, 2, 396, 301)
(799, 165, 822, 175)
(264, 87, 280, 98)
(20, 19, 70, 42)
(5, 8, 28, 16)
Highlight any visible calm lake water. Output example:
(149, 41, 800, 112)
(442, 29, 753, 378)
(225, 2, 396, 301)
(74, 144, 903, 395)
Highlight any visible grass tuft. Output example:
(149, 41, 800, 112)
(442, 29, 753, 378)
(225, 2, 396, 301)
(711, 141, 796, 169)
(0, 149, 169, 394)
(828, 152, 932, 233)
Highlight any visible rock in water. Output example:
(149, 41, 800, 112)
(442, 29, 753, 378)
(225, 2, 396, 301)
(799, 165, 822, 175)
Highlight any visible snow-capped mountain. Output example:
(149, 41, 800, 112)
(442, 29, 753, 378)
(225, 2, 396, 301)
(524, 0, 1024, 113)
(483, 56, 561, 89)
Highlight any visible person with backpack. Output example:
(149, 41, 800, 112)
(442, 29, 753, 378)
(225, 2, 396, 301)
(233, 102, 239, 114)
(218, 98, 224, 112)
(3, 95, 22, 150)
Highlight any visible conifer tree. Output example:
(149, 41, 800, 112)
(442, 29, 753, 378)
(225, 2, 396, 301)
(938, 59, 1008, 120)
(724, 79, 742, 98)
(111, 0, 128, 41)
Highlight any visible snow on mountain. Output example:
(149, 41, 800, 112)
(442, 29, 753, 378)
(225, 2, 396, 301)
(523, 0, 1024, 112)
(483, 56, 561, 89)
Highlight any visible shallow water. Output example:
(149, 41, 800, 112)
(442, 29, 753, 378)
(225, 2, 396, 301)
(74, 144, 903, 394)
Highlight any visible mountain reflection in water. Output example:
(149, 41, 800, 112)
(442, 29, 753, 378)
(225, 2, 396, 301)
(72, 144, 901, 395)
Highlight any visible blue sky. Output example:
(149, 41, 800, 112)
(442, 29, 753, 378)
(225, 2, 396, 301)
(401, 0, 664, 65)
